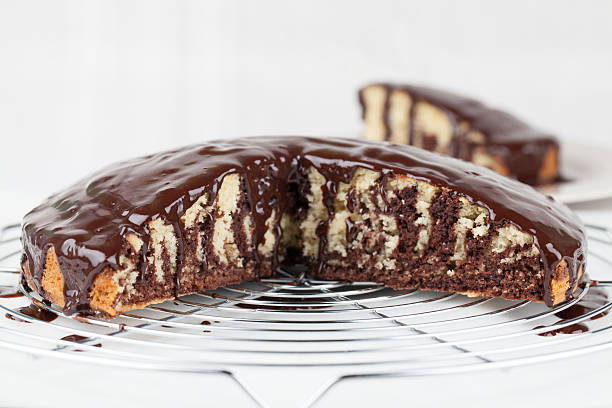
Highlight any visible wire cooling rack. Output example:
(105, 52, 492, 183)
(1, 222, 612, 407)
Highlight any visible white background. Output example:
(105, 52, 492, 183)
(2, 0, 612, 200)
(1, 1, 612, 407)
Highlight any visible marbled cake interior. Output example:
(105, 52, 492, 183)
(359, 84, 559, 185)
(108, 167, 548, 311)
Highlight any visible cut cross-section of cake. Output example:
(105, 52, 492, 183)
(21, 136, 585, 318)
(358, 84, 559, 185)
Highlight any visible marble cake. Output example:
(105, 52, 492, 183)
(359, 84, 559, 185)
(21, 137, 585, 318)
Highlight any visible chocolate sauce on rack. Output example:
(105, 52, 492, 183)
(7, 304, 58, 322)
(5, 313, 29, 323)
(554, 287, 609, 321)
(359, 84, 559, 185)
(60, 334, 88, 342)
(534, 287, 609, 336)
(0, 286, 24, 298)
(21, 136, 585, 314)
(60, 334, 102, 349)
(535, 322, 589, 337)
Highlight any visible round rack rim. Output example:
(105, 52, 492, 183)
(0, 222, 611, 374)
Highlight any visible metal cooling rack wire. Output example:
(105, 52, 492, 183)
(0, 222, 611, 408)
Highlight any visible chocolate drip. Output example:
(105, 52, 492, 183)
(554, 287, 609, 320)
(21, 136, 585, 314)
(345, 217, 357, 243)
(346, 187, 357, 213)
(173, 221, 184, 298)
(14, 304, 58, 322)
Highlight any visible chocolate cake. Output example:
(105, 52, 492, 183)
(21, 136, 585, 318)
(359, 84, 559, 185)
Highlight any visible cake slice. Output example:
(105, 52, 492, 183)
(359, 84, 559, 185)
(21, 136, 585, 318)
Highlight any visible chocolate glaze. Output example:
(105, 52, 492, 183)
(533, 286, 609, 336)
(554, 287, 609, 321)
(535, 322, 589, 336)
(5, 313, 29, 323)
(60, 334, 89, 342)
(14, 304, 58, 322)
(359, 84, 559, 185)
(21, 136, 585, 314)
(60, 334, 102, 349)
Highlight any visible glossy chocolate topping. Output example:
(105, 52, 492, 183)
(359, 84, 559, 185)
(21, 136, 585, 314)
(14, 304, 58, 322)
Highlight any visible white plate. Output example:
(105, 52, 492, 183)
(537, 143, 612, 204)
